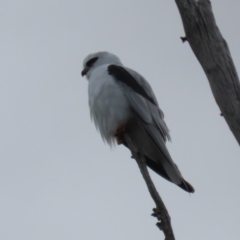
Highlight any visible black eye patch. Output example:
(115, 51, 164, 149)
(86, 57, 99, 67)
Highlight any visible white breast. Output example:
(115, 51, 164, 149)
(88, 65, 131, 145)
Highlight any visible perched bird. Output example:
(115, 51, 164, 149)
(82, 51, 194, 193)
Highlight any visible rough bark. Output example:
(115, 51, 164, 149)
(175, 0, 240, 145)
(124, 134, 175, 240)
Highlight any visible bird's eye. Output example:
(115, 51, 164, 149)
(86, 57, 98, 67)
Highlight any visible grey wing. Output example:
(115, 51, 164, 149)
(107, 64, 194, 192)
(125, 67, 171, 142)
(117, 67, 184, 185)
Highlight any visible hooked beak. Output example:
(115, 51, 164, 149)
(81, 68, 89, 77)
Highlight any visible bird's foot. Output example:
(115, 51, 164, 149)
(114, 125, 126, 145)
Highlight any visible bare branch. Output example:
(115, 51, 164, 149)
(124, 134, 175, 240)
(175, 0, 240, 145)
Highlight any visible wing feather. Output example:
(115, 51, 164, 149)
(108, 64, 184, 184)
(125, 67, 171, 141)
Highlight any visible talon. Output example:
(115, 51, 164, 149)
(114, 124, 127, 145)
(116, 136, 124, 145)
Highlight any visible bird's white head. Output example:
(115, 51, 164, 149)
(81, 51, 122, 79)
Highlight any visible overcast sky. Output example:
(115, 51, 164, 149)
(0, 1, 240, 240)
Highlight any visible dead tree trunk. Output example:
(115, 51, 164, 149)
(175, 0, 240, 145)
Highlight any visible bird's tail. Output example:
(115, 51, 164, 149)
(145, 157, 194, 193)
(123, 118, 195, 193)
(178, 178, 195, 193)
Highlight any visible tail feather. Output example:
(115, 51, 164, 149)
(145, 156, 195, 193)
(124, 119, 195, 193)
(179, 179, 195, 193)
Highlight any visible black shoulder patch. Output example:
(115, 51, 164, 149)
(108, 65, 156, 105)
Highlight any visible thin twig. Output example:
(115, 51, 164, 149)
(124, 134, 175, 240)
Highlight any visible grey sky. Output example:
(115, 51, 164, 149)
(0, 1, 239, 239)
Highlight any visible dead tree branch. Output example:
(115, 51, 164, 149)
(124, 134, 175, 240)
(175, 0, 240, 145)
